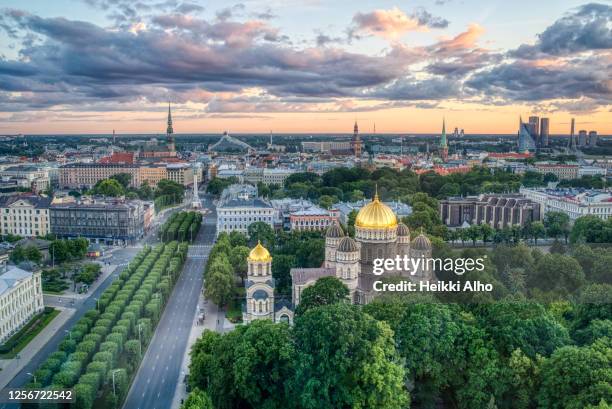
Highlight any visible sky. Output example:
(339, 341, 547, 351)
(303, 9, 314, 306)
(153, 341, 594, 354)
(0, 0, 610, 135)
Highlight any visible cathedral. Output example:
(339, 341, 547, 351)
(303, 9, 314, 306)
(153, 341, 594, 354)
(243, 193, 434, 324)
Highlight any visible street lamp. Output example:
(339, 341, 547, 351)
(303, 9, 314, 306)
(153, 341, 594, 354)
(137, 323, 143, 357)
(26, 372, 37, 384)
(94, 297, 99, 311)
(111, 368, 121, 399)
(64, 329, 71, 340)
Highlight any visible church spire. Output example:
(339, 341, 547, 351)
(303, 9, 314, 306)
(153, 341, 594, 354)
(166, 103, 174, 135)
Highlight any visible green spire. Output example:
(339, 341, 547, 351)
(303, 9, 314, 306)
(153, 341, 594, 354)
(440, 117, 447, 147)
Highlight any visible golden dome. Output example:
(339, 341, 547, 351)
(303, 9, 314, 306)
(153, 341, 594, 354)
(248, 241, 272, 262)
(355, 193, 398, 229)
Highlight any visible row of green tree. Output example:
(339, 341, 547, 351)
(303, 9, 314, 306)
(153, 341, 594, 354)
(27, 241, 189, 409)
(185, 272, 611, 409)
(159, 211, 203, 242)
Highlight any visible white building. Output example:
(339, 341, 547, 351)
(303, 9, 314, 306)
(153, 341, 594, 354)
(0, 195, 52, 238)
(0, 263, 44, 343)
(520, 187, 612, 221)
(216, 184, 275, 236)
(243, 167, 296, 186)
(578, 166, 607, 177)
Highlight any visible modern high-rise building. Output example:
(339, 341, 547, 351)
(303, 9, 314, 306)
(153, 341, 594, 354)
(540, 118, 550, 147)
(528, 116, 539, 144)
(578, 130, 588, 147)
(518, 117, 537, 153)
(588, 131, 598, 147)
(568, 118, 577, 151)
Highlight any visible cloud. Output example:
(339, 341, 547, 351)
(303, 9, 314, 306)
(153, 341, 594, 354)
(349, 7, 447, 40)
(0, 3, 609, 119)
(466, 57, 611, 104)
(512, 3, 612, 58)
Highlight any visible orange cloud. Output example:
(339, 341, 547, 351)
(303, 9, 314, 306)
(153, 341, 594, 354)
(436, 23, 485, 52)
(351, 7, 424, 39)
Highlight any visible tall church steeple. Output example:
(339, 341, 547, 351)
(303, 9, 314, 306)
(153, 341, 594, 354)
(165, 103, 176, 153)
(166, 103, 174, 135)
(351, 121, 362, 157)
(440, 117, 448, 162)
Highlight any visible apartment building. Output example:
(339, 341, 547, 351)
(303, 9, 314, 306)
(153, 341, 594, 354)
(59, 163, 141, 189)
(520, 187, 612, 221)
(50, 197, 146, 244)
(534, 163, 579, 180)
(0, 195, 52, 238)
(0, 263, 44, 344)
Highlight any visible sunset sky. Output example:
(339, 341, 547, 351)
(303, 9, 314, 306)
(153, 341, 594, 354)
(0, 0, 610, 135)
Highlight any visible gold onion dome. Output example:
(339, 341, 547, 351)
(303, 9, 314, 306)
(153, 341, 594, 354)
(355, 192, 398, 229)
(248, 240, 272, 262)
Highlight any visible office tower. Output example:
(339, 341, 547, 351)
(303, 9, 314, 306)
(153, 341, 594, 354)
(540, 118, 550, 147)
(578, 130, 587, 147)
(567, 118, 576, 151)
(588, 131, 598, 146)
(453, 127, 459, 138)
(518, 117, 537, 153)
(528, 116, 539, 139)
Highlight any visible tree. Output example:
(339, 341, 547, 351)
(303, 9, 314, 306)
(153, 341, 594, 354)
(272, 254, 296, 296)
(479, 224, 494, 244)
(530, 221, 546, 245)
(229, 246, 250, 283)
(182, 388, 213, 409)
(530, 254, 585, 293)
(292, 303, 409, 409)
(295, 277, 349, 315)
(570, 215, 611, 244)
(544, 212, 570, 242)
(543, 172, 559, 183)
(318, 195, 335, 210)
(232, 320, 295, 408)
(92, 179, 125, 197)
(537, 340, 612, 409)
(466, 224, 481, 246)
(247, 222, 274, 248)
(156, 179, 185, 198)
(204, 256, 234, 306)
(110, 173, 132, 188)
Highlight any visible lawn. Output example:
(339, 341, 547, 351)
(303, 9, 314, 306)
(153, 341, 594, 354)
(0, 307, 60, 358)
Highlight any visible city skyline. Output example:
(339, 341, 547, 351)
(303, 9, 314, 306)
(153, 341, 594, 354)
(0, 1, 611, 134)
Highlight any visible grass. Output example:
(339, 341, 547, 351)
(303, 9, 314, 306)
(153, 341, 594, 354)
(0, 307, 60, 358)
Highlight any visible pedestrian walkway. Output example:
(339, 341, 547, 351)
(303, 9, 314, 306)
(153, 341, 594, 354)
(0, 307, 75, 390)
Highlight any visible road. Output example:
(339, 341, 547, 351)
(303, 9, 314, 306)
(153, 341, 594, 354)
(0, 197, 192, 409)
(123, 194, 216, 409)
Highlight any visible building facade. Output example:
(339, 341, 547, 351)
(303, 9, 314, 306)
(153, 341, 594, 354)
(59, 163, 141, 189)
(534, 163, 579, 180)
(0, 195, 52, 238)
(439, 194, 542, 228)
(216, 185, 275, 236)
(50, 198, 145, 244)
(0, 264, 44, 343)
(520, 187, 612, 221)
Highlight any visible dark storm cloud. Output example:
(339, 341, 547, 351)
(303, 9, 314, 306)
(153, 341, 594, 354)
(0, 10, 416, 109)
(0, 2, 610, 114)
(512, 3, 612, 58)
(466, 58, 611, 103)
